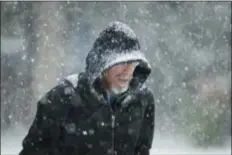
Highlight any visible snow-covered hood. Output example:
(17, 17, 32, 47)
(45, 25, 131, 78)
(85, 21, 151, 89)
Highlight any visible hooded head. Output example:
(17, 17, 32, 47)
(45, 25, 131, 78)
(85, 21, 151, 93)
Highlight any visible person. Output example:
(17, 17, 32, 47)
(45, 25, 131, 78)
(19, 21, 155, 155)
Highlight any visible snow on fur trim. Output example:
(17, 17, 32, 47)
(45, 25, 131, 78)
(103, 50, 151, 71)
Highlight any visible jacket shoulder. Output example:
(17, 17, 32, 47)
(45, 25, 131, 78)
(139, 85, 154, 98)
(51, 73, 80, 97)
(37, 74, 81, 119)
(137, 85, 154, 106)
(39, 74, 80, 106)
(63, 73, 79, 88)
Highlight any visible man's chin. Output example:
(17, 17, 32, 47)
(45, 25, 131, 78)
(118, 82, 129, 88)
(111, 85, 129, 94)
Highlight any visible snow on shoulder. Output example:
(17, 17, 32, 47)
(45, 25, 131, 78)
(64, 73, 79, 88)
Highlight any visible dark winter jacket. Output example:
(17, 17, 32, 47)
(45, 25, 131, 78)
(19, 21, 155, 155)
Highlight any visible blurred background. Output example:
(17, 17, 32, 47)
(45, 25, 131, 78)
(1, 1, 231, 154)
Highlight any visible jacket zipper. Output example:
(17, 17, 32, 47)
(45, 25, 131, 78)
(111, 114, 115, 155)
(108, 92, 126, 155)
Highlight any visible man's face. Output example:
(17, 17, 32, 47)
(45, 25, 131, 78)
(104, 62, 139, 89)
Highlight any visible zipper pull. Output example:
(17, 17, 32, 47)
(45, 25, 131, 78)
(112, 115, 115, 128)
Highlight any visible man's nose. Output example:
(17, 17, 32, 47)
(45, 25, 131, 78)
(123, 64, 133, 72)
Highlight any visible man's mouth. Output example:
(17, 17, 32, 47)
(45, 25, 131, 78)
(118, 76, 131, 81)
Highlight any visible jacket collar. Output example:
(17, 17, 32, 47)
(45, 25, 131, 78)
(77, 72, 134, 109)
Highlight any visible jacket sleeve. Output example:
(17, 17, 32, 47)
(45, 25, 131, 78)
(134, 92, 155, 155)
(18, 85, 64, 155)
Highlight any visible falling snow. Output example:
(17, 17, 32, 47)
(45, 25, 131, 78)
(1, 1, 231, 155)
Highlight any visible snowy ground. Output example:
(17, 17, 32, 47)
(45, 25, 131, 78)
(1, 125, 231, 155)
(151, 134, 231, 155)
